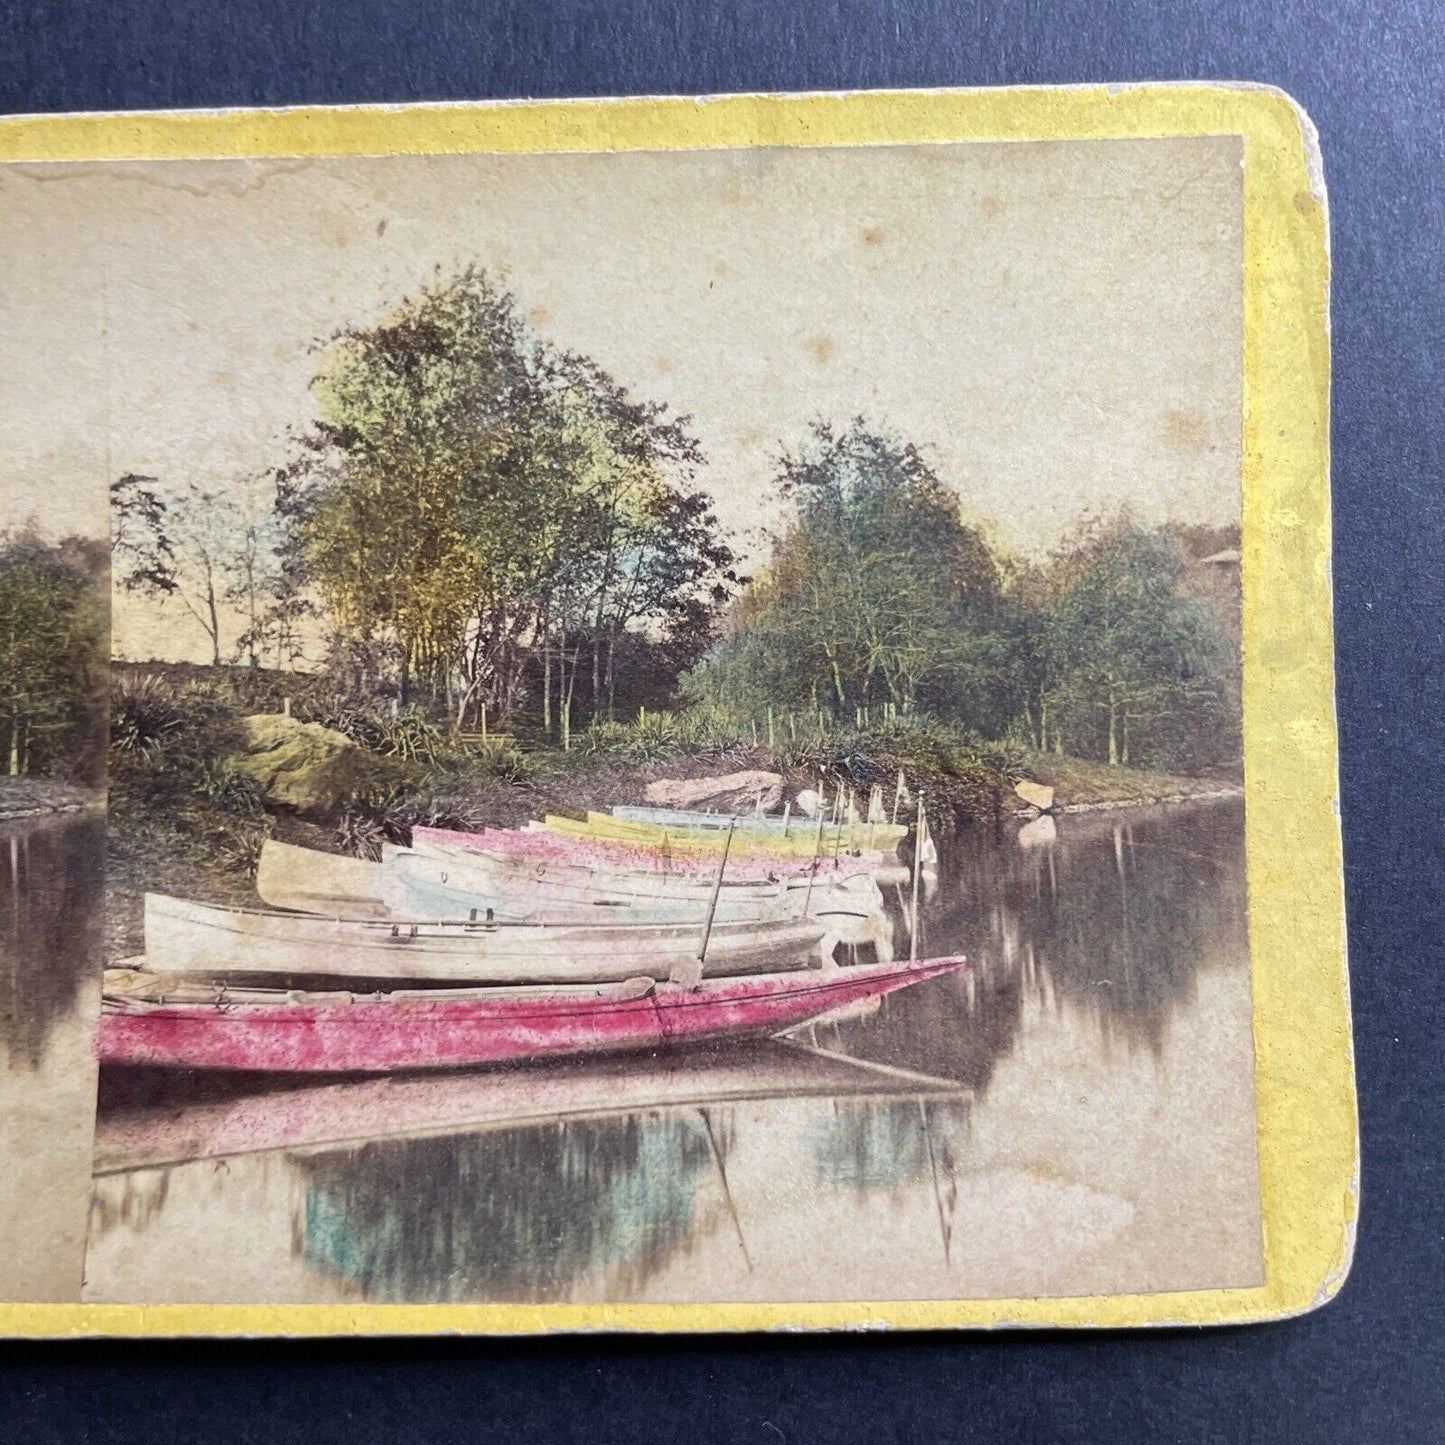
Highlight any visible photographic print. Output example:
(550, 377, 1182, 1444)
(0, 89, 1352, 1331)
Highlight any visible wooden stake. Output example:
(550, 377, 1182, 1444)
(697, 820, 736, 968)
(910, 793, 925, 962)
(802, 810, 826, 918)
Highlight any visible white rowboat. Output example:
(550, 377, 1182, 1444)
(141, 892, 831, 986)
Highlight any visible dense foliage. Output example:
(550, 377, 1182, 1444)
(292, 268, 738, 730)
(111, 267, 1240, 778)
(685, 422, 1013, 735)
(686, 426, 1238, 773)
(0, 534, 107, 781)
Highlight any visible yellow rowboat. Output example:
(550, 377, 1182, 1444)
(543, 812, 906, 858)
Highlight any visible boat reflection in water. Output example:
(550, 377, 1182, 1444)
(85, 798, 1263, 1306)
(89, 1042, 968, 1303)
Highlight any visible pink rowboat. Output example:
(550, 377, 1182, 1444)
(97, 956, 966, 1074)
(413, 826, 889, 882)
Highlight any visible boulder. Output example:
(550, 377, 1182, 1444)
(1014, 779, 1056, 812)
(794, 787, 824, 819)
(643, 769, 785, 814)
(231, 713, 389, 815)
(1016, 813, 1059, 849)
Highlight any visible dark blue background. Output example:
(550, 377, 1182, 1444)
(3, 3, 1442, 1440)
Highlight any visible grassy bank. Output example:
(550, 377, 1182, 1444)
(1017, 752, 1243, 812)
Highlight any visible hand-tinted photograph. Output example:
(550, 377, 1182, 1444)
(0, 133, 1264, 1308)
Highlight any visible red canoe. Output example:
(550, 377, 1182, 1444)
(98, 956, 965, 1074)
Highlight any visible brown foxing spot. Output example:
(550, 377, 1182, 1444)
(1163, 408, 1210, 452)
(861, 226, 885, 246)
(655, 356, 674, 374)
(805, 337, 835, 365)
(980, 195, 1002, 219)
(529, 306, 551, 326)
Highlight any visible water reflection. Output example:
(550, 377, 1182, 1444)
(0, 813, 104, 1302)
(300, 1111, 726, 1302)
(824, 799, 1247, 1086)
(810, 1095, 969, 1193)
(0, 815, 103, 1069)
(86, 799, 1260, 1306)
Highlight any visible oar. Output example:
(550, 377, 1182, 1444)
(697, 819, 736, 970)
(919, 1096, 953, 1264)
(699, 1107, 753, 1272)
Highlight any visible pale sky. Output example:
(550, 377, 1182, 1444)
(0, 136, 1242, 661)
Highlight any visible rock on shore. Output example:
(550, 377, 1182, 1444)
(643, 769, 784, 814)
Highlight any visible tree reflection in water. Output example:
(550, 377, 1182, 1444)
(0, 815, 103, 1071)
(818, 799, 1247, 1093)
(810, 1094, 969, 1191)
(297, 1109, 731, 1302)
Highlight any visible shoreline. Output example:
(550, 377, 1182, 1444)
(1014, 784, 1245, 818)
(0, 779, 102, 824)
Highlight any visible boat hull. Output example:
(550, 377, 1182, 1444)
(613, 804, 907, 844)
(390, 843, 885, 933)
(546, 812, 903, 859)
(612, 805, 813, 832)
(256, 840, 390, 917)
(141, 892, 829, 985)
(416, 825, 889, 879)
(97, 956, 966, 1072)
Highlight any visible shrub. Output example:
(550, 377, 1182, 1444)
(210, 815, 273, 875)
(576, 706, 753, 763)
(197, 759, 269, 819)
(336, 807, 388, 861)
(778, 715, 1021, 827)
(110, 672, 187, 761)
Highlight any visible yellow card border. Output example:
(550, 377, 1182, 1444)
(0, 83, 1354, 1335)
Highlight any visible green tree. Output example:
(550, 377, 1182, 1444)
(689, 421, 1008, 730)
(1042, 524, 1231, 767)
(299, 268, 534, 701)
(0, 534, 107, 778)
(293, 267, 734, 724)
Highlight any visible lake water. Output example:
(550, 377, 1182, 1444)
(0, 813, 104, 1302)
(83, 798, 1264, 1305)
